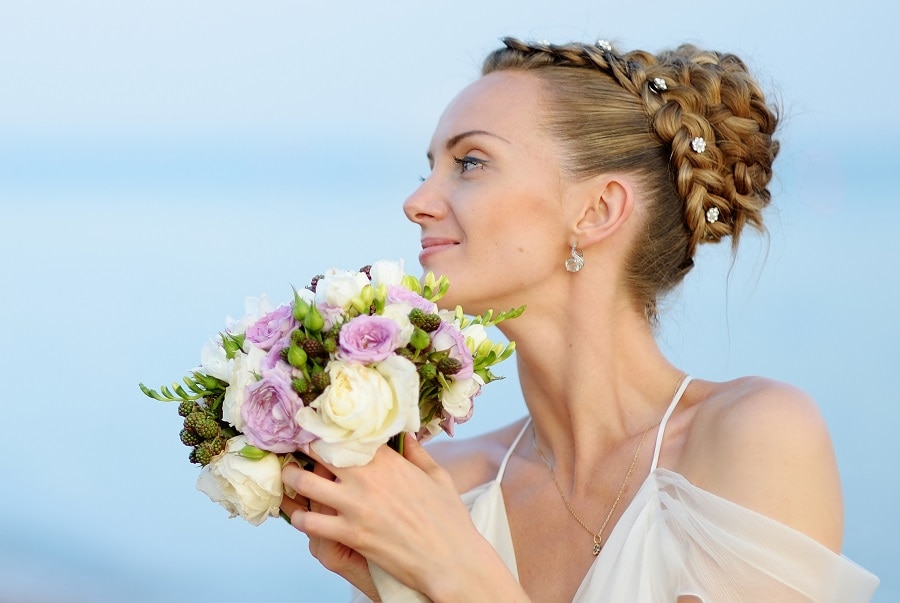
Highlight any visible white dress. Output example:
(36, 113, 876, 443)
(354, 377, 880, 602)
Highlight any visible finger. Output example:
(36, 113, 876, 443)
(402, 432, 441, 473)
(283, 461, 345, 510)
(280, 493, 310, 519)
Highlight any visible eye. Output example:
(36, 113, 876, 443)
(453, 155, 487, 173)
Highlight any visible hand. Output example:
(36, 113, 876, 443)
(282, 461, 381, 602)
(282, 434, 526, 602)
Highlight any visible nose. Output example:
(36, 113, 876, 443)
(403, 177, 445, 226)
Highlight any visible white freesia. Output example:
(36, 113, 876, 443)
(195, 435, 282, 526)
(225, 294, 275, 335)
(441, 375, 483, 419)
(296, 356, 420, 467)
(369, 259, 405, 289)
(221, 345, 266, 430)
(461, 323, 489, 353)
(198, 335, 233, 382)
(380, 302, 415, 347)
(315, 268, 370, 310)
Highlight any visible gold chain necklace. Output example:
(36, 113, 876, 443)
(531, 374, 686, 556)
(532, 423, 648, 556)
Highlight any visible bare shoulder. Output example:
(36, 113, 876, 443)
(680, 376, 844, 551)
(424, 417, 531, 495)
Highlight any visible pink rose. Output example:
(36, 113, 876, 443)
(240, 368, 315, 453)
(338, 315, 402, 363)
(245, 305, 296, 351)
(431, 322, 474, 380)
(261, 336, 291, 372)
(386, 285, 438, 313)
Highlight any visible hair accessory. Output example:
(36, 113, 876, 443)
(691, 136, 707, 153)
(705, 207, 720, 224)
(649, 77, 667, 92)
(595, 39, 612, 52)
(565, 243, 585, 273)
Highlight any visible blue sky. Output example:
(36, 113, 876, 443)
(1, 1, 897, 601)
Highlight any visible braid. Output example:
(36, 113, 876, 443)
(482, 37, 780, 320)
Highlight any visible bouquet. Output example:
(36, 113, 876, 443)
(140, 260, 523, 525)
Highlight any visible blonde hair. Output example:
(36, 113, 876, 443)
(482, 38, 780, 320)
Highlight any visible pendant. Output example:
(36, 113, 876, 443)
(592, 535, 602, 556)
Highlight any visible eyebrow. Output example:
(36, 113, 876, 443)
(427, 129, 511, 161)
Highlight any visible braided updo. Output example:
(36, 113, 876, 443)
(483, 37, 780, 320)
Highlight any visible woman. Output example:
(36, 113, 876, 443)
(281, 37, 880, 601)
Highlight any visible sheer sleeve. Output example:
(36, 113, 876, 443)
(575, 469, 880, 602)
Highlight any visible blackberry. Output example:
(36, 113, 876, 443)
(184, 411, 206, 434)
(311, 370, 330, 392)
(194, 415, 221, 440)
(409, 308, 441, 332)
(301, 338, 326, 359)
(178, 400, 198, 417)
(208, 436, 227, 456)
(437, 357, 462, 376)
(194, 445, 214, 466)
(180, 428, 202, 447)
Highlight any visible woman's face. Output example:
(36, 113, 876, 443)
(404, 70, 575, 313)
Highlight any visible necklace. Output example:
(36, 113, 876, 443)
(532, 423, 648, 556)
(531, 373, 686, 556)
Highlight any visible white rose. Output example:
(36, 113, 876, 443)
(369, 259, 406, 289)
(221, 345, 266, 430)
(226, 294, 275, 335)
(195, 435, 283, 526)
(441, 375, 483, 419)
(315, 268, 369, 310)
(461, 323, 488, 353)
(380, 302, 414, 347)
(296, 356, 420, 467)
(198, 335, 233, 382)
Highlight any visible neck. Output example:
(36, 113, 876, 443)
(497, 282, 682, 479)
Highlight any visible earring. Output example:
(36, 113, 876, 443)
(565, 242, 584, 273)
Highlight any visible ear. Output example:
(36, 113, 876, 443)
(570, 175, 635, 247)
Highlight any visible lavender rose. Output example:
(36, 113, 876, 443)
(244, 304, 296, 351)
(338, 315, 402, 363)
(386, 285, 438, 313)
(431, 322, 474, 380)
(240, 368, 314, 453)
(261, 335, 291, 372)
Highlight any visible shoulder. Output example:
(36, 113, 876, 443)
(679, 377, 844, 551)
(424, 417, 530, 495)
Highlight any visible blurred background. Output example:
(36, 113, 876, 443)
(0, 1, 896, 601)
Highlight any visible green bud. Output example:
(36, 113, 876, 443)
(350, 295, 368, 315)
(221, 333, 241, 359)
(476, 338, 495, 357)
(292, 294, 310, 321)
(323, 336, 337, 353)
(288, 344, 308, 368)
(409, 328, 431, 351)
(303, 305, 325, 333)
(401, 274, 422, 294)
(239, 445, 268, 460)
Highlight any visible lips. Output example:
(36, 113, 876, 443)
(419, 237, 459, 262)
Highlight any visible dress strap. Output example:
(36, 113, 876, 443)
(497, 417, 532, 483)
(650, 375, 692, 471)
